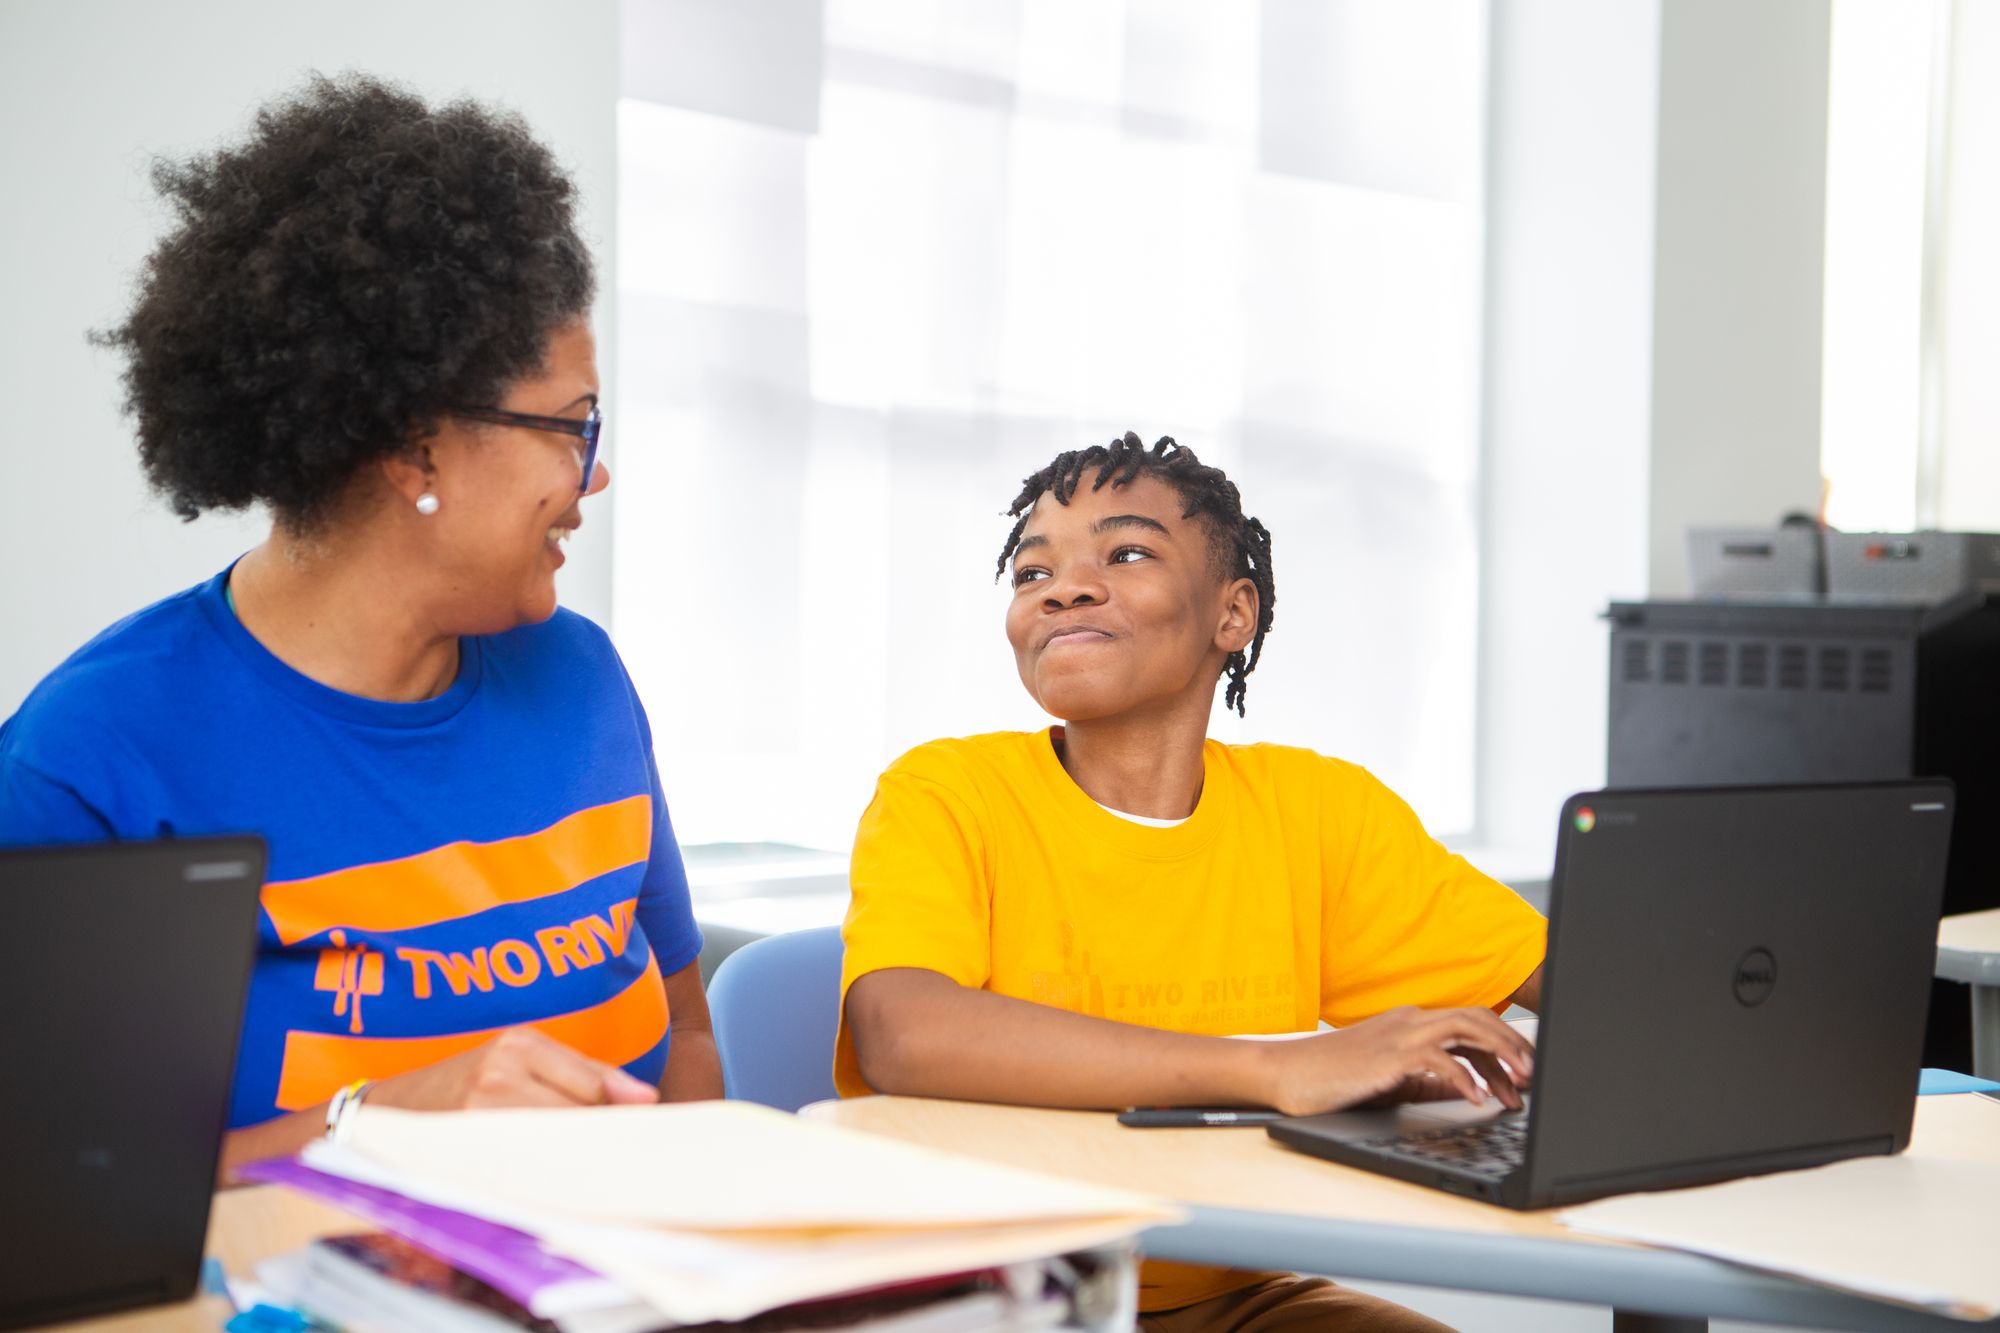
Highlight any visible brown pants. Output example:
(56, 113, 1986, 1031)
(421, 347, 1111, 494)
(1139, 1275, 1457, 1333)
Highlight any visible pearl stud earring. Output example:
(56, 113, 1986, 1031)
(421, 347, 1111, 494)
(415, 492, 440, 516)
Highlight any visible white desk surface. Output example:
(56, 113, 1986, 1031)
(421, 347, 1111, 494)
(1939, 908, 2000, 985)
(45, 1092, 1999, 1332)
(1941, 908, 2000, 956)
(809, 1093, 2000, 1332)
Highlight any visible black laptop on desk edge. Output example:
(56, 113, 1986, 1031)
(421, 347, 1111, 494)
(0, 837, 265, 1331)
(1268, 781, 1953, 1211)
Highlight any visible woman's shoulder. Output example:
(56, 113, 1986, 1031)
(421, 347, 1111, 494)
(7, 578, 224, 740)
(488, 604, 619, 660)
(478, 606, 630, 696)
(1, 580, 230, 818)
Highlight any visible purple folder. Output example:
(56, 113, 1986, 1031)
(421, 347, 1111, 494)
(239, 1157, 616, 1312)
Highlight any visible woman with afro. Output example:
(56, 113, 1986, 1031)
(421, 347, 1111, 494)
(0, 74, 720, 1177)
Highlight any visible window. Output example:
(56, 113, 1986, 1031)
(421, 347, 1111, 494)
(1821, 0, 2000, 533)
(615, 0, 1490, 850)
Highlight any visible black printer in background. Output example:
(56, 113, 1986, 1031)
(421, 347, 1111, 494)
(1605, 529, 2000, 1072)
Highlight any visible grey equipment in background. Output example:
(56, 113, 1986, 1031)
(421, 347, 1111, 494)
(1604, 526, 2000, 1072)
(1687, 526, 2000, 605)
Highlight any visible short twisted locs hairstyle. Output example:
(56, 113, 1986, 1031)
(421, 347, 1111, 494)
(995, 432, 1277, 715)
(94, 72, 595, 530)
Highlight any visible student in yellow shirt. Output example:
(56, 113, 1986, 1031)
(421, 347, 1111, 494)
(837, 432, 1544, 1332)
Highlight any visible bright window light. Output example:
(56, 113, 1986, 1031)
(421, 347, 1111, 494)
(615, 2, 1489, 850)
(1819, 0, 1939, 532)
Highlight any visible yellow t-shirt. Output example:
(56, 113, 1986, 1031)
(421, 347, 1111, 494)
(835, 728, 1546, 1311)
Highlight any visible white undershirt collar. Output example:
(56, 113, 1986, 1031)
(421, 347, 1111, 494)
(1094, 801, 1189, 829)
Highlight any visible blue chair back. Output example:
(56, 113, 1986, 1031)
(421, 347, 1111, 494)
(706, 926, 845, 1111)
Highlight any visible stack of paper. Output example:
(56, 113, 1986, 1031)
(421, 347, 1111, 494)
(261, 1101, 1177, 1327)
(239, 1159, 654, 1330)
(1559, 1155, 2000, 1320)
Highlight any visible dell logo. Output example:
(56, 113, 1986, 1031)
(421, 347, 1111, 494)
(1733, 948, 1777, 1006)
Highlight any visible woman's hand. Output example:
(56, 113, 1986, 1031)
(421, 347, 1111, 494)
(219, 1028, 656, 1185)
(367, 1028, 660, 1111)
(1254, 1006, 1535, 1117)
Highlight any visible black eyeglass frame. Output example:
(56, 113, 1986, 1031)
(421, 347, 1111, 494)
(451, 403, 603, 493)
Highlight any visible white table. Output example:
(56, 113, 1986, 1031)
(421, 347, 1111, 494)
(1937, 908, 2000, 1078)
(811, 1093, 2000, 1333)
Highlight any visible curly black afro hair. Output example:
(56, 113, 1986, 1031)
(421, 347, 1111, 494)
(94, 72, 595, 530)
(996, 432, 1276, 715)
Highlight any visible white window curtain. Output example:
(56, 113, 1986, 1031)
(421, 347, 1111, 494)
(1935, 0, 2000, 530)
(614, 0, 1490, 851)
(1820, 0, 2000, 534)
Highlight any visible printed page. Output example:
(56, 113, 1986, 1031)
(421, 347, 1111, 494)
(1560, 1154, 2000, 1320)
(323, 1101, 1176, 1233)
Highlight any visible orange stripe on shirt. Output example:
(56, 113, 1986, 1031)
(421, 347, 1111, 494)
(273, 954, 670, 1111)
(262, 795, 652, 946)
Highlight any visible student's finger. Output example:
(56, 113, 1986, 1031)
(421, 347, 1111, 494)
(1456, 1046, 1523, 1109)
(1434, 1009, 1535, 1080)
(1417, 1049, 1487, 1105)
(1473, 1046, 1526, 1103)
(1449, 1004, 1534, 1057)
(1394, 1072, 1461, 1104)
(1452, 1033, 1529, 1095)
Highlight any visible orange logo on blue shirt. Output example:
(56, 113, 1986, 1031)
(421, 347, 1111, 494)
(262, 796, 671, 1114)
(313, 929, 384, 1034)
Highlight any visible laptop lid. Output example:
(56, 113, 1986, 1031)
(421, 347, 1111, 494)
(0, 837, 264, 1330)
(1521, 782, 1951, 1206)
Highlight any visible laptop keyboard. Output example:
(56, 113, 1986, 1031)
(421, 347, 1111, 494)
(1362, 1116, 1528, 1178)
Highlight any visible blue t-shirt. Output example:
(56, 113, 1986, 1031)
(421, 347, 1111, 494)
(0, 567, 702, 1128)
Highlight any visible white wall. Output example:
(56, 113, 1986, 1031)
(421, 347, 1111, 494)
(1, 1, 1849, 873)
(1937, 0, 2000, 531)
(1473, 0, 1841, 866)
(0, 0, 619, 716)
(1473, 0, 1660, 866)
(1647, 0, 1832, 595)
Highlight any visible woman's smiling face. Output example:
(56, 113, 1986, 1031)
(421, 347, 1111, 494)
(414, 319, 607, 633)
(1004, 471, 1256, 722)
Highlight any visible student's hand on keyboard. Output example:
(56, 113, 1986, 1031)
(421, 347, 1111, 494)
(1255, 1006, 1535, 1117)
(367, 1028, 661, 1111)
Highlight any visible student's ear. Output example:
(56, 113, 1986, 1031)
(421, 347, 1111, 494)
(1214, 577, 1259, 654)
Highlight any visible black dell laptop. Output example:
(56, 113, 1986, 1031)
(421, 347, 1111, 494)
(0, 837, 264, 1330)
(1269, 782, 1952, 1210)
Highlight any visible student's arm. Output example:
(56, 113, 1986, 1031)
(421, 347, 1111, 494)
(659, 958, 723, 1101)
(628, 717, 715, 1101)
(215, 1028, 660, 1186)
(1505, 964, 1545, 1014)
(1318, 764, 1547, 1027)
(847, 966, 1533, 1116)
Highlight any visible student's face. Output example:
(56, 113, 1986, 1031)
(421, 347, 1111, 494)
(411, 319, 608, 632)
(1004, 472, 1256, 722)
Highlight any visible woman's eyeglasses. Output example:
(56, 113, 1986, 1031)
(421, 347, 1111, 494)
(451, 404, 603, 493)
